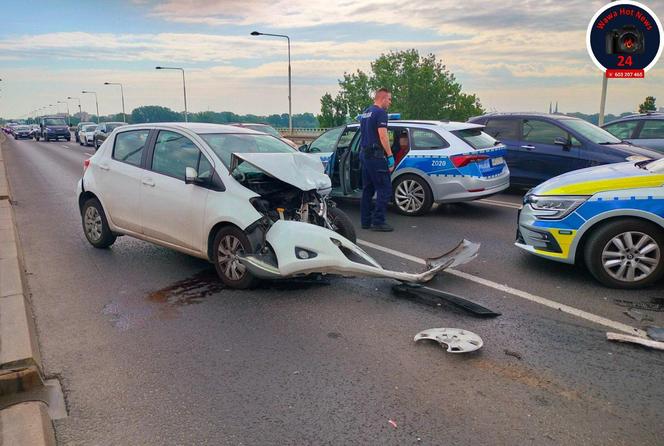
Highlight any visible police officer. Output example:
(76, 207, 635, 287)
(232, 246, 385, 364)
(359, 88, 394, 232)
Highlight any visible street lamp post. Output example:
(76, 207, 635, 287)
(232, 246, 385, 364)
(81, 91, 100, 123)
(155, 67, 188, 122)
(67, 96, 82, 119)
(104, 82, 126, 123)
(251, 31, 292, 133)
(57, 100, 70, 126)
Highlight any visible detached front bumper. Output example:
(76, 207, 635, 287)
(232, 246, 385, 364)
(239, 220, 480, 282)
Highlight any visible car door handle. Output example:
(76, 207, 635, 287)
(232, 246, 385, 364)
(141, 178, 155, 187)
(98, 163, 110, 171)
(521, 145, 535, 150)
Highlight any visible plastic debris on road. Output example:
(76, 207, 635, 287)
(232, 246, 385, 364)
(646, 326, 664, 342)
(414, 328, 483, 353)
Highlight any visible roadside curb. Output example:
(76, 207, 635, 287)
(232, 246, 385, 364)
(0, 133, 56, 445)
(0, 401, 56, 446)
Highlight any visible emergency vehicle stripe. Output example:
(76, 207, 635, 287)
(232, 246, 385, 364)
(541, 175, 664, 196)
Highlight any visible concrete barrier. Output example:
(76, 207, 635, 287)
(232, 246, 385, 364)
(0, 133, 55, 446)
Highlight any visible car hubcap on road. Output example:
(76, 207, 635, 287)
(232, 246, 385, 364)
(217, 235, 247, 281)
(84, 207, 103, 242)
(602, 231, 660, 282)
(395, 180, 425, 213)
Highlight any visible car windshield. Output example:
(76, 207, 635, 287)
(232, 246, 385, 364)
(106, 123, 125, 131)
(200, 133, 295, 169)
(646, 158, 664, 173)
(451, 128, 498, 150)
(44, 118, 66, 126)
(83, 125, 97, 131)
(242, 124, 281, 138)
(563, 119, 621, 144)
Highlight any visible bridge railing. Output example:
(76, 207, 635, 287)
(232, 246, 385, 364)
(276, 128, 327, 138)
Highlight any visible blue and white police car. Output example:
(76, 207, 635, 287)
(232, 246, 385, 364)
(301, 116, 510, 215)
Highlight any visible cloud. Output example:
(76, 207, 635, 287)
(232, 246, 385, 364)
(148, 0, 609, 32)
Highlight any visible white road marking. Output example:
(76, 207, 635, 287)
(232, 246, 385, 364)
(357, 238, 646, 337)
(476, 198, 522, 209)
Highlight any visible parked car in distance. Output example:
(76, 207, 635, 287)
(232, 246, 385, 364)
(79, 124, 98, 146)
(602, 112, 664, 153)
(75, 121, 96, 143)
(229, 123, 298, 149)
(468, 113, 662, 188)
(77, 123, 358, 288)
(516, 157, 664, 289)
(35, 116, 71, 142)
(12, 125, 32, 139)
(301, 118, 510, 215)
(93, 122, 127, 149)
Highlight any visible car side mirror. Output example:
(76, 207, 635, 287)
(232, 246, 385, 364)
(554, 136, 569, 147)
(298, 144, 309, 152)
(185, 167, 199, 184)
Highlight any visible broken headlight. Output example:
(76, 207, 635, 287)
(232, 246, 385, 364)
(525, 195, 589, 220)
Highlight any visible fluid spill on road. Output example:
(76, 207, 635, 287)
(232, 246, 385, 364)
(103, 269, 223, 331)
(147, 269, 223, 306)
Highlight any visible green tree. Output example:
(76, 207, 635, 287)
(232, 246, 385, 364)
(317, 93, 347, 127)
(319, 49, 484, 124)
(131, 105, 181, 123)
(638, 96, 656, 114)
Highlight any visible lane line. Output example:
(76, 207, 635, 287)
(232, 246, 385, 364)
(357, 238, 646, 337)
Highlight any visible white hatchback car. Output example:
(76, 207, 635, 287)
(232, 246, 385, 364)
(78, 123, 481, 288)
(78, 124, 98, 146)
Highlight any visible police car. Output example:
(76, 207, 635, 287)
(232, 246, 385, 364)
(302, 116, 510, 215)
(517, 157, 664, 288)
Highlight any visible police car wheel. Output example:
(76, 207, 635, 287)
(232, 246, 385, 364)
(584, 218, 664, 289)
(393, 174, 433, 216)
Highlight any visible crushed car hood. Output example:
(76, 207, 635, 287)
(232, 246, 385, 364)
(231, 152, 332, 192)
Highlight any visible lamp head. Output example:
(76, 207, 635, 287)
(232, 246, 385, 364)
(250, 31, 261, 36)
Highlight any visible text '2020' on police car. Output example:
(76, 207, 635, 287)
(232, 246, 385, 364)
(76, 123, 473, 289)
(517, 158, 664, 289)
(301, 118, 510, 215)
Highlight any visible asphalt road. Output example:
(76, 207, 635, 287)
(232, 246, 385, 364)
(3, 134, 664, 445)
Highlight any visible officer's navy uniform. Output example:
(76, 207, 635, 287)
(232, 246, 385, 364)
(359, 105, 391, 228)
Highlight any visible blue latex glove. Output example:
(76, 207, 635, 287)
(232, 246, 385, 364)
(387, 155, 395, 169)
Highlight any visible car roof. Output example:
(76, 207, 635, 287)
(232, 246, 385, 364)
(118, 122, 262, 135)
(471, 112, 577, 121)
(347, 120, 483, 131)
(604, 113, 664, 125)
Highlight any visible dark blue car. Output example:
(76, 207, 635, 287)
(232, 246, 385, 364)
(468, 113, 662, 187)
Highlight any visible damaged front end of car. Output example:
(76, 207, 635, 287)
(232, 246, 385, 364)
(231, 152, 350, 240)
(231, 152, 480, 284)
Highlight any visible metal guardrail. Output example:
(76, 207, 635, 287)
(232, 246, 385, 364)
(276, 128, 327, 137)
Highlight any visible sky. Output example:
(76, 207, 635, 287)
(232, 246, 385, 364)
(1, 0, 663, 120)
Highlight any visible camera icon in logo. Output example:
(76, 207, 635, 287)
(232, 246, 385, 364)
(605, 25, 645, 55)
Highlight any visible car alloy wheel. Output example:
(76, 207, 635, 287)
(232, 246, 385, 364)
(395, 179, 425, 213)
(217, 234, 247, 281)
(601, 231, 660, 282)
(84, 206, 103, 242)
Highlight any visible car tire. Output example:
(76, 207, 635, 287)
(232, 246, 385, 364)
(81, 198, 117, 249)
(212, 226, 259, 289)
(327, 206, 357, 244)
(66, 137, 71, 142)
(392, 174, 433, 216)
(584, 218, 664, 289)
